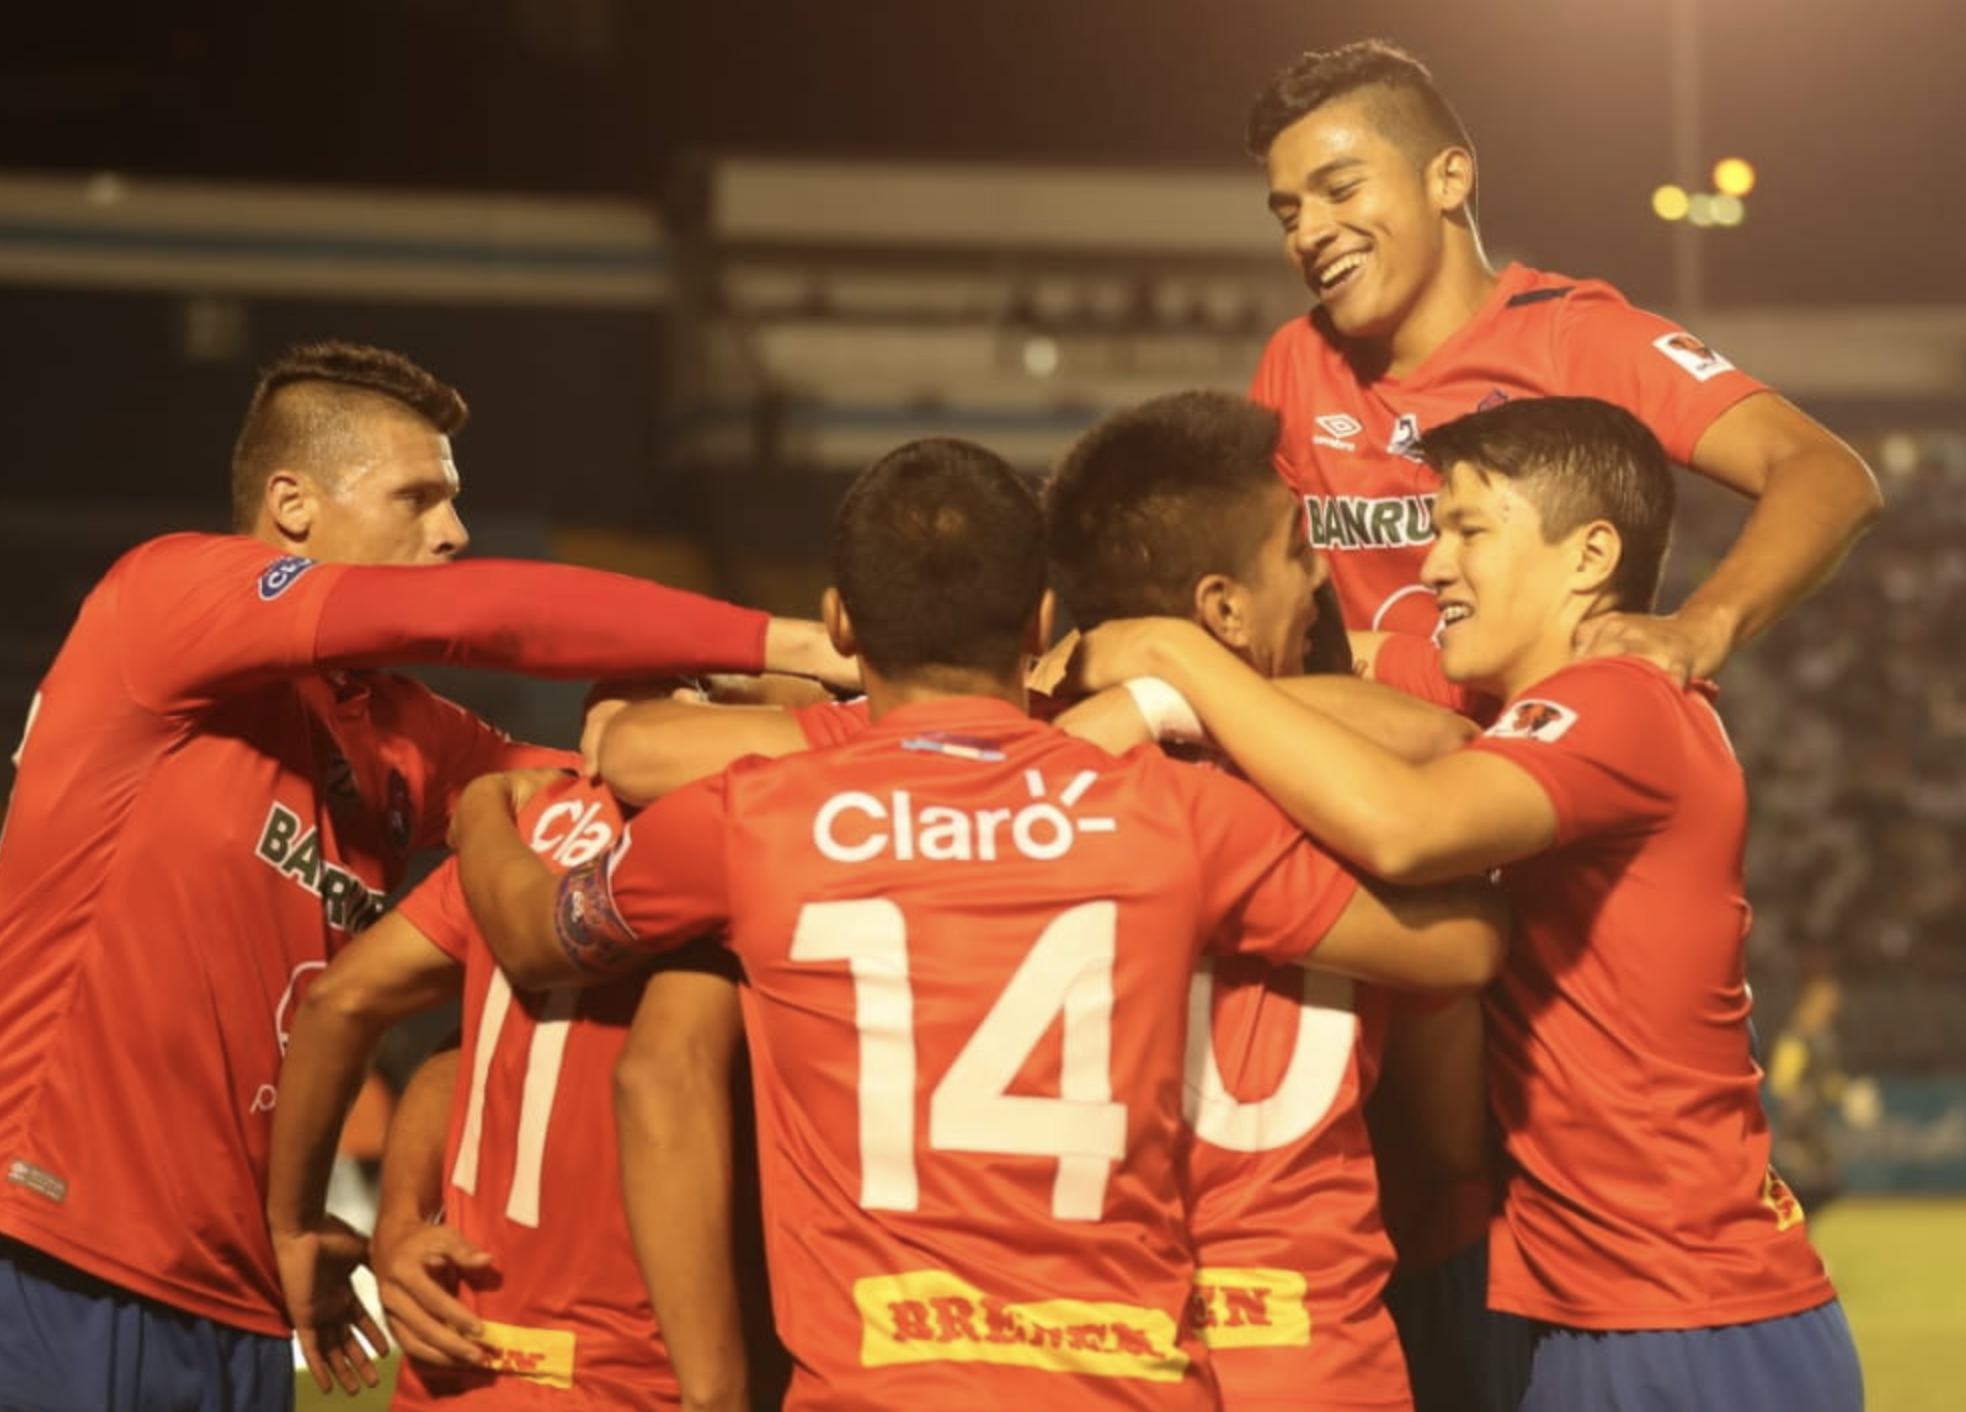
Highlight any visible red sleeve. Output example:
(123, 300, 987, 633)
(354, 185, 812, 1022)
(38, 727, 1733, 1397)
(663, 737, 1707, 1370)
(1179, 761, 1361, 963)
(1554, 285, 1767, 467)
(790, 697, 871, 748)
(1467, 660, 1680, 847)
(394, 858, 473, 965)
(550, 771, 734, 974)
(114, 533, 355, 713)
(1372, 633, 1497, 724)
(315, 559, 770, 679)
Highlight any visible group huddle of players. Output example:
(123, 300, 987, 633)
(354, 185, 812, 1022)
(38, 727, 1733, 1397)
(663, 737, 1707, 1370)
(0, 37, 1880, 1412)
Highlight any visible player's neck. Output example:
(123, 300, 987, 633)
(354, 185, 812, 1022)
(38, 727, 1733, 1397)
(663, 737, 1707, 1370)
(1379, 244, 1498, 380)
(862, 664, 1028, 723)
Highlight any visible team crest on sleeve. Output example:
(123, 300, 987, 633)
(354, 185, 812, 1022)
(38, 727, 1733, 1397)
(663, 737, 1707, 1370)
(257, 554, 318, 600)
(1652, 332, 1735, 382)
(553, 859, 639, 974)
(1486, 698, 1579, 742)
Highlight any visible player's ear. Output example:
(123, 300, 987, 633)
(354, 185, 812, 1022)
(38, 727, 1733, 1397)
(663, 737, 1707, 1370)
(262, 469, 316, 542)
(1193, 572, 1251, 651)
(1431, 146, 1475, 216)
(821, 586, 859, 659)
(1572, 520, 1622, 598)
(1025, 589, 1057, 657)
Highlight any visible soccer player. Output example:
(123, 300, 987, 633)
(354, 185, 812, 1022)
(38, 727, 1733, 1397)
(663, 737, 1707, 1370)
(452, 437, 1507, 1411)
(265, 708, 830, 1407)
(1245, 38, 1880, 680)
(1047, 388, 1484, 1412)
(1069, 396, 1864, 1412)
(0, 339, 852, 1410)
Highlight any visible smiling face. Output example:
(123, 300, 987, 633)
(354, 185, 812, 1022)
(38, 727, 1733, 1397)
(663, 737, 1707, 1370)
(1422, 461, 1594, 700)
(1263, 92, 1478, 371)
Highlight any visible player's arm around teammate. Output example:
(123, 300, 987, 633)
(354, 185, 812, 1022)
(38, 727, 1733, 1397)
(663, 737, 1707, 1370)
(264, 904, 473, 1393)
(1575, 389, 1879, 681)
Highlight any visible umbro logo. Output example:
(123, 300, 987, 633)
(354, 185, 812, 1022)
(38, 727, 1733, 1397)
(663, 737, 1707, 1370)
(1315, 413, 1362, 439)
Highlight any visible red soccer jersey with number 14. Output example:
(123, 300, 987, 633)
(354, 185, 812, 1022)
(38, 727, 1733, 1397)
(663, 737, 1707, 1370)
(1251, 262, 1765, 637)
(556, 697, 1360, 1412)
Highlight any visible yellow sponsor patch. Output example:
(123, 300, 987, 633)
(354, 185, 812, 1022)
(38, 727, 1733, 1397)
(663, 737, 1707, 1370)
(476, 1320, 577, 1389)
(855, 1270, 1188, 1382)
(1191, 1267, 1311, 1350)
(1761, 1167, 1806, 1232)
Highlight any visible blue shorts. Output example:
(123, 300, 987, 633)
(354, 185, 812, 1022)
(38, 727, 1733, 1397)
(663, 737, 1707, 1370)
(1385, 1235, 1512, 1412)
(1491, 1297, 1863, 1412)
(0, 1238, 295, 1412)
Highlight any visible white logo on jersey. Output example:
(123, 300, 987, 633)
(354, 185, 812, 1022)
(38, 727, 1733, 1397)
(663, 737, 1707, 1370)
(257, 554, 317, 600)
(1304, 492, 1436, 549)
(1312, 412, 1360, 452)
(1386, 412, 1425, 462)
(1485, 698, 1579, 742)
(530, 797, 616, 868)
(1652, 331, 1735, 382)
(813, 769, 1114, 863)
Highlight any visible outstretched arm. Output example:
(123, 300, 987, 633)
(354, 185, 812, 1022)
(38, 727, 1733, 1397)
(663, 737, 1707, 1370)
(597, 697, 814, 807)
(315, 559, 859, 689)
(1074, 618, 1556, 884)
(1575, 391, 1880, 681)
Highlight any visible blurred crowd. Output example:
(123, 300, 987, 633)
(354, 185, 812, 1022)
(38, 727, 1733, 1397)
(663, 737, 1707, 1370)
(1680, 456, 1966, 1072)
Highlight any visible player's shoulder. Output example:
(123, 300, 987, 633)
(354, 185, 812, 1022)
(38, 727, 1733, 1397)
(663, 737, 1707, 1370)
(1483, 656, 1685, 744)
(114, 530, 333, 602)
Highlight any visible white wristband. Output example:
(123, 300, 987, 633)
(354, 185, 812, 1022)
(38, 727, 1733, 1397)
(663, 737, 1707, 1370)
(1121, 676, 1207, 744)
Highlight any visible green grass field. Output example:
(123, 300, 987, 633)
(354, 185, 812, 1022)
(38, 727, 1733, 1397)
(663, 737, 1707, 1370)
(1809, 1195, 1966, 1412)
(295, 1195, 1966, 1409)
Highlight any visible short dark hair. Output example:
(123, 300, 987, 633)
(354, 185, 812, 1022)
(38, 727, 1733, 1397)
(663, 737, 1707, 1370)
(229, 341, 469, 531)
(1246, 37, 1473, 173)
(833, 438, 1046, 680)
(1046, 391, 1286, 630)
(1418, 396, 1677, 612)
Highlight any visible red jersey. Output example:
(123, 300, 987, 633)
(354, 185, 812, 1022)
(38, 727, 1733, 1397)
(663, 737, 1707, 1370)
(554, 697, 1361, 1412)
(1456, 657, 1835, 1328)
(1187, 965, 1409, 1411)
(1250, 263, 1765, 636)
(389, 775, 688, 1407)
(0, 531, 763, 1336)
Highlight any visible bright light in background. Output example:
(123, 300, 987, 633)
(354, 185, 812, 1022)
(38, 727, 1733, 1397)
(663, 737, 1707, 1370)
(1712, 157, 1757, 198)
(1651, 161, 1754, 228)
(1652, 184, 1692, 221)
(1021, 335, 1060, 378)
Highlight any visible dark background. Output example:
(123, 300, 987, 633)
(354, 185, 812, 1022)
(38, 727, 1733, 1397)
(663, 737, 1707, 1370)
(3, 0, 1959, 311)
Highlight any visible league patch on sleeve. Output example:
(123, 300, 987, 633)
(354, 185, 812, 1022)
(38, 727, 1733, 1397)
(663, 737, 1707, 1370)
(1485, 698, 1579, 742)
(257, 554, 318, 600)
(1652, 331, 1735, 382)
(553, 859, 640, 975)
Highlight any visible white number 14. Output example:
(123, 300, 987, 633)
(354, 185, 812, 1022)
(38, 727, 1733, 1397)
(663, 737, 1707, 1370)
(790, 898, 1128, 1221)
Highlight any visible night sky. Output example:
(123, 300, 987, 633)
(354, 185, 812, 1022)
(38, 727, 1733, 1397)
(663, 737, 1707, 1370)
(3, 0, 1960, 311)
